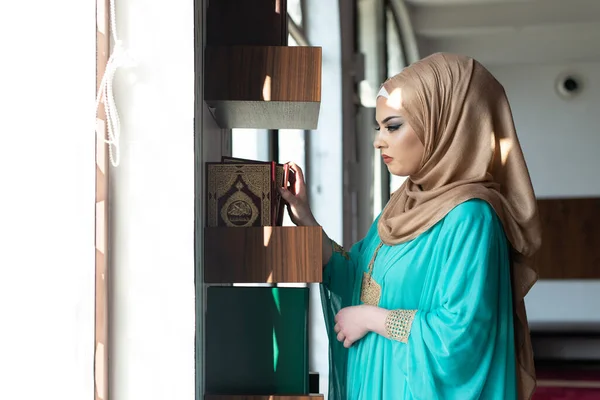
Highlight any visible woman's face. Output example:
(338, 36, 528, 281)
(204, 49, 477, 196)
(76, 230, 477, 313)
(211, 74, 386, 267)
(374, 95, 425, 177)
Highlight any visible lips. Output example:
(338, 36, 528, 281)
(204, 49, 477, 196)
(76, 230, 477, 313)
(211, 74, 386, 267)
(382, 155, 393, 164)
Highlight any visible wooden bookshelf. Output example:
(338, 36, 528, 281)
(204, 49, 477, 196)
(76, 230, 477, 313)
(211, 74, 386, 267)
(204, 46, 322, 129)
(204, 226, 323, 283)
(202, 2, 324, 395)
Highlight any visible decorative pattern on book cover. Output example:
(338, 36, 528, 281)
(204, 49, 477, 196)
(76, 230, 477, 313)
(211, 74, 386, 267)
(221, 156, 288, 225)
(206, 163, 273, 227)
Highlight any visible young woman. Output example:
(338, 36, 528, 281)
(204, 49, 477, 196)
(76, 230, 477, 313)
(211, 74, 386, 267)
(279, 53, 541, 400)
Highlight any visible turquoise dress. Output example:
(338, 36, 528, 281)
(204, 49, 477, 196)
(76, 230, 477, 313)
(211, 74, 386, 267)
(320, 199, 517, 400)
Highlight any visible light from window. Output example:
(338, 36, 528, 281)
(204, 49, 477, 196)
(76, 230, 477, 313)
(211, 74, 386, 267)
(278, 129, 306, 226)
(231, 129, 270, 161)
(287, 0, 303, 27)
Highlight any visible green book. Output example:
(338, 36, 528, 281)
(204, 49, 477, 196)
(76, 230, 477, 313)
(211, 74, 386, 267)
(205, 286, 310, 395)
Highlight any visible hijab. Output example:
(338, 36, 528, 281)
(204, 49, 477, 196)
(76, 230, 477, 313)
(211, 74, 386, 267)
(377, 53, 541, 400)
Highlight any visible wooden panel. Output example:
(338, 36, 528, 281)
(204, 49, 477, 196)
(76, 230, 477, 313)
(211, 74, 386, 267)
(205, 46, 321, 102)
(206, 0, 287, 46)
(204, 46, 322, 129)
(206, 396, 324, 400)
(534, 198, 600, 279)
(204, 226, 322, 283)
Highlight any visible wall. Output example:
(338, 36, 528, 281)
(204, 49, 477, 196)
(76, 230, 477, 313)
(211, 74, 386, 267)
(490, 62, 600, 198)
(109, 0, 197, 398)
(0, 0, 96, 398)
(488, 62, 600, 330)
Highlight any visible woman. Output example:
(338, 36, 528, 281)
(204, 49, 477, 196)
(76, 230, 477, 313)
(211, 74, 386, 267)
(279, 53, 541, 399)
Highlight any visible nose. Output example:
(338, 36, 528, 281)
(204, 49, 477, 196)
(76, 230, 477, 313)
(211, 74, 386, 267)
(373, 130, 386, 149)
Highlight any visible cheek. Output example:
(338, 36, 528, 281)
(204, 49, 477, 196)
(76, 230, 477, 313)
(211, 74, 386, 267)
(390, 131, 422, 160)
(388, 131, 424, 174)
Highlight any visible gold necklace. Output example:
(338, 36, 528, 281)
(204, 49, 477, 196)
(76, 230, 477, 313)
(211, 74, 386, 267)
(360, 242, 383, 306)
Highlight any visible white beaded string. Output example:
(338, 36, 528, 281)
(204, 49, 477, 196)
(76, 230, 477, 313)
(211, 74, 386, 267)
(95, 0, 136, 167)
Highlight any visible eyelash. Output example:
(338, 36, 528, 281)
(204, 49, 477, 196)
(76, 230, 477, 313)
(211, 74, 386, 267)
(375, 124, 402, 132)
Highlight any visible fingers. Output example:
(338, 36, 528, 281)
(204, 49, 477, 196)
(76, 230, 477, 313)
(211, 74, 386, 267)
(278, 187, 296, 204)
(286, 162, 306, 197)
(287, 162, 305, 184)
(335, 321, 354, 348)
(337, 330, 355, 348)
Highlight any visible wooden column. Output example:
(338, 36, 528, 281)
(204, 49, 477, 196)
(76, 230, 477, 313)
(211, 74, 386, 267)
(95, 0, 110, 399)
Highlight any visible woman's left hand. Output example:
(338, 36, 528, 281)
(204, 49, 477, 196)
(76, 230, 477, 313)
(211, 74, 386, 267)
(334, 305, 377, 348)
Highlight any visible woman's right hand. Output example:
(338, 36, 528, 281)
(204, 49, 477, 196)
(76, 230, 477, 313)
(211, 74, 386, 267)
(278, 162, 319, 227)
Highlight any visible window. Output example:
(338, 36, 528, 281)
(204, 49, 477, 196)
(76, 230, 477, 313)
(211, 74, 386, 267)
(278, 1, 308, 226)
(287, 0, 303, 27)
(231, 129, 271, 161)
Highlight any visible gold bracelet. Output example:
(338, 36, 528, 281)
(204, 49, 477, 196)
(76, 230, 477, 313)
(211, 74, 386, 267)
(385, 309, 417, 343)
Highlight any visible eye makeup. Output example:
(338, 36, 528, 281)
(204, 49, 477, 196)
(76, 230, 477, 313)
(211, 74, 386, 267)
(375, 116, 404, 132)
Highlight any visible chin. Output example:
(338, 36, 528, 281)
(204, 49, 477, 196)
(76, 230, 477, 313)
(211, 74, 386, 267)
(386, 165, 410, 177)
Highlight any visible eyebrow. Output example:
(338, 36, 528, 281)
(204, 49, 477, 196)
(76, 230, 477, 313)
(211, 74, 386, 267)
(376, 115, 402, 124)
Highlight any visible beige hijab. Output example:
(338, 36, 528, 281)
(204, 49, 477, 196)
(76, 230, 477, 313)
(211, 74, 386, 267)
(377, 53, 541, 400)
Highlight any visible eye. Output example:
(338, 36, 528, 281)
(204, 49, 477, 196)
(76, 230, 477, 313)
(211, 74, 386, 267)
(375, 126, 381, 131)
(386, 124, 402, 132)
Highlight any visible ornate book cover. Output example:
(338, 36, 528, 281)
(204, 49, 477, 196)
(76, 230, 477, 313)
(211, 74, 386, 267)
(221, 156, 293, 225)
(206, 162, 273, 227)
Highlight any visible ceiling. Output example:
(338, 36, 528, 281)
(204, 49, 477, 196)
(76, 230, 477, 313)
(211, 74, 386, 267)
(404, 0, 600, 65)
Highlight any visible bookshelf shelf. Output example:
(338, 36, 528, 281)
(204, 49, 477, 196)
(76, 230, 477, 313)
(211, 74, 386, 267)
(203, 226, 323, 284)
(204, 46, 322, 130)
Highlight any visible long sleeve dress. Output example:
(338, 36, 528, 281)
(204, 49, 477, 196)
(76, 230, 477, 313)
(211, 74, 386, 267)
(320, 199, 518, 400)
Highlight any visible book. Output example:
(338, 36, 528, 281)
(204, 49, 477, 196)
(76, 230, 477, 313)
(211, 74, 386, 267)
(207, 157, 296, 227)
(221, 157, 280, 224)
(206, 162, 274, 227)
